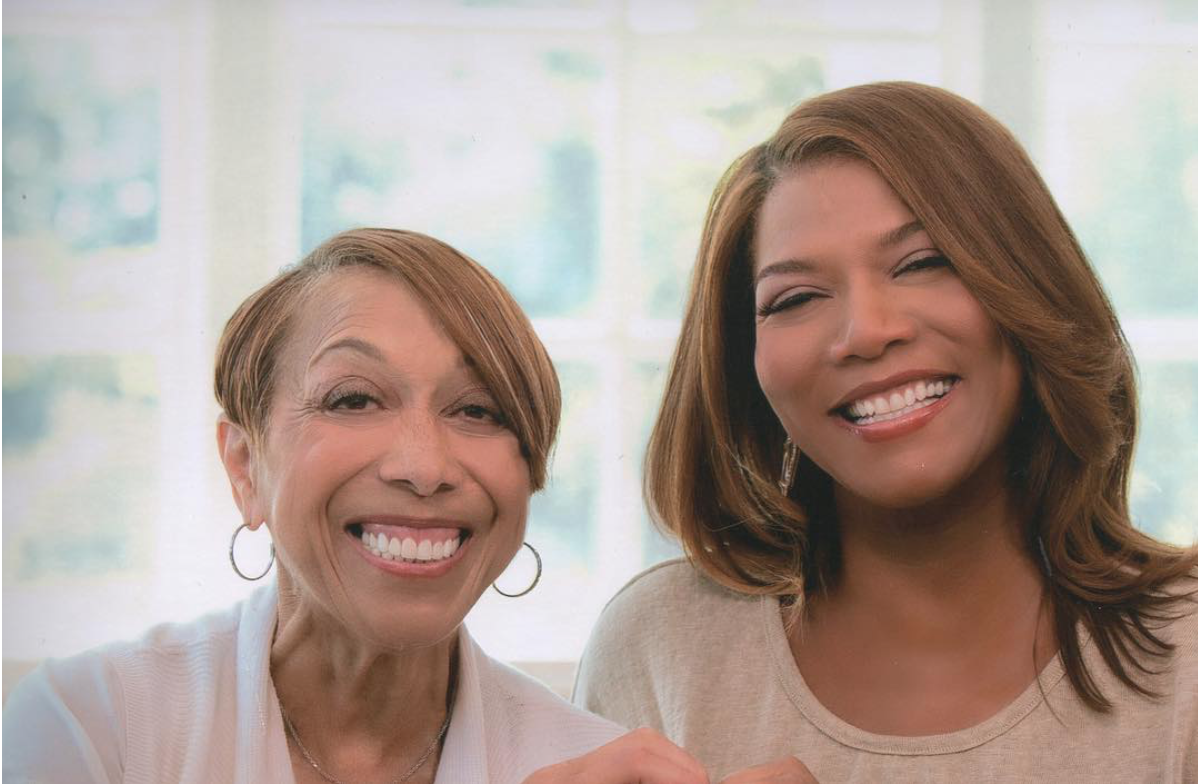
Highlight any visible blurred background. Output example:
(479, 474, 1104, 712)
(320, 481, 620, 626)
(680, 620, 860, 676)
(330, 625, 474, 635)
(4, 0, 1196, 692)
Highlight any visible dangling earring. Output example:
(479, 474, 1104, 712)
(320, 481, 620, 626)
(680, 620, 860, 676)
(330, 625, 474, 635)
(492, 542, 542, 598)
(1036, 534, 1053, 578)
(229, 522, 275, 581)
(778, 437, 798, 496)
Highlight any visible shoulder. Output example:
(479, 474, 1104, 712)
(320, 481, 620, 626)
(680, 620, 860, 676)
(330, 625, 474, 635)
(585, 557, 755, 653)
(572, 558, 761, 726)
(599, 557, 750, 625)
(1156, 577, 1197, 679)
(471, 640, 624, 771)
(8, 596, 245, 722)
(3, 591, 266, 782)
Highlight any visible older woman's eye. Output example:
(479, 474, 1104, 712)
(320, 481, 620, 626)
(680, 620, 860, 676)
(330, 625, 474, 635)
(326, 391, 378, 411)
(460, 404, 504, 422)
(449, 400, 509, 429)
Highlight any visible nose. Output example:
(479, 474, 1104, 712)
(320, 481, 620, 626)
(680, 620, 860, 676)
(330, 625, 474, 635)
(377, 412, 460, 497)
(828, 281, 916, 363)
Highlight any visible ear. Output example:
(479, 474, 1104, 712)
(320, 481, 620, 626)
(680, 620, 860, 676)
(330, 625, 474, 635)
(217, 414, 265, 529)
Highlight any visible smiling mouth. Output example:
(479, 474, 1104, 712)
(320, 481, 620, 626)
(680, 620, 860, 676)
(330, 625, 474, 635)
(838, 376, 959, 425)
(346, 522, 470, 565)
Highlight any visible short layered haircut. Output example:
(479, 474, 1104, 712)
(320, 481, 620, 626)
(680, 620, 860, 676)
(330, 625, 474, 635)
(214, 228, 561, 490)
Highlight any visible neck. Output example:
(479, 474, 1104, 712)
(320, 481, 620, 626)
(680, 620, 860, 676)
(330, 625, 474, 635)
(270, 572, 455, 781)
(790, 463, 1059, 736)
(822, 456, 1048, 649)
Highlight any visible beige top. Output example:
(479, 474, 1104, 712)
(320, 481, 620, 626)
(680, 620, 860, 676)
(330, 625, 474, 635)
(573, 558, 1197, 783)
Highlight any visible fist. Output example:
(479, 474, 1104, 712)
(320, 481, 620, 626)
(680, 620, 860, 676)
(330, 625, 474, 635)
(523, 727, 710, 784)
(719, 756, 817, 784)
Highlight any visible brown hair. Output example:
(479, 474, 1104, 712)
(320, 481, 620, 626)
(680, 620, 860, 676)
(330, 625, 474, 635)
(214, 228, 561, 490)
(645, 81, 1196, 710)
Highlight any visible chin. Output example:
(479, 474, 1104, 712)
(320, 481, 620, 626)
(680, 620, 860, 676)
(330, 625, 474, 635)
(352, 600, 469, 651)
(834, 471, 963, 513)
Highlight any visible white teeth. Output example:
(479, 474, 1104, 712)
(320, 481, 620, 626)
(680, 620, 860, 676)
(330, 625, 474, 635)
(360, 529, 463, 563)
(846, 378, 956, 425)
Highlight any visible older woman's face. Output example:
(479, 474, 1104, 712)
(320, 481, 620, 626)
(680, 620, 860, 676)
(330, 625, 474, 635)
(247, 268, 530, 647)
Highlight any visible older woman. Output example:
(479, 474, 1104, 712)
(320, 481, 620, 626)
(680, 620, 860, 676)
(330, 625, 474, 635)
(574, 83, 1197, 782)
(3, 229, 717, 784)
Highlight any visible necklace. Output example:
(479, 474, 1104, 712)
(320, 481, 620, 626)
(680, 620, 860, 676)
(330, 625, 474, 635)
(280, 700, 452, 784)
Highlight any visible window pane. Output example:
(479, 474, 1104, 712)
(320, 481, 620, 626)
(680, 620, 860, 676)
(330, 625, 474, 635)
(528, 360, 599, 569)
(1132, 360, 1197, 545)
(3, 36, 160, 252)
(299, 33, 609, 318)
(628, 0, 941, 33)
(3, 355, 160, 584)
(1042, 47, 1197, 319)
(632, 360, 681, 564)
(630, 46, 826, 319)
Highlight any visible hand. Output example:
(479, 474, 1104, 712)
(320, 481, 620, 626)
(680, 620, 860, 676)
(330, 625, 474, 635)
(523, 727, 710, 784)
(718, 756, 817, 784)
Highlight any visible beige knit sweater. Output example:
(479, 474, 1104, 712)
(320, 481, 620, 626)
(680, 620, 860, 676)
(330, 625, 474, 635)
(574, 559, 1197, 783)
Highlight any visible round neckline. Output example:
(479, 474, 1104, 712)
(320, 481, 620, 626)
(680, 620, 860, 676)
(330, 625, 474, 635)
(759, 594, 1079, 756)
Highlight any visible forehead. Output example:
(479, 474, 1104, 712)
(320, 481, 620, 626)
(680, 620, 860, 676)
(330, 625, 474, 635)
(281, 267, 463, 372)
(753, 160, 915, 271)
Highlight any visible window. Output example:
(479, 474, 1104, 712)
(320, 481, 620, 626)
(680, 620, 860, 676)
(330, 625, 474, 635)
(4, 0, 1195, 676)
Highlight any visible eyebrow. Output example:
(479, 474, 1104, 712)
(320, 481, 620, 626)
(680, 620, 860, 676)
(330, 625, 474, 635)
(753, 220, 927, 288)
(308, 336, 386, 369)
(876, 220, 925, 249)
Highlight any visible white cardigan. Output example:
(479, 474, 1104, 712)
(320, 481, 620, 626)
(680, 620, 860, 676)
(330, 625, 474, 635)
(3, 583, 625, 783)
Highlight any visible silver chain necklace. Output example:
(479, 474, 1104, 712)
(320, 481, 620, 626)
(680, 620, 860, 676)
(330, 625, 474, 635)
(281, 702, 452, 784)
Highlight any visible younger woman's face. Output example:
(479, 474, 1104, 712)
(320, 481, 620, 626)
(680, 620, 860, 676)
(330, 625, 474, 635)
(752, 158, 1022, 511)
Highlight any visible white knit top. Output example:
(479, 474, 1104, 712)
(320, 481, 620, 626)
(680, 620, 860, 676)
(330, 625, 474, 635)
(4, 582, 624, 783)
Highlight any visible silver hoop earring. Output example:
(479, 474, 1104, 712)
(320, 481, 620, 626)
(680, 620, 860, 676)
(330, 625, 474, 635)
(778, 437, 799, 496)
(229, 522, 275, 581)
(492, 542, 542, 598)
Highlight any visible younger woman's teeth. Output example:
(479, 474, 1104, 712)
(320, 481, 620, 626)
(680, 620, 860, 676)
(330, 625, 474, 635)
(361, 531, 461, 563)
(846, 378, 956, 424)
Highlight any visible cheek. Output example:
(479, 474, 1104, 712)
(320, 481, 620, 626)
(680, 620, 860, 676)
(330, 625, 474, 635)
(754, 330, 809, 416)
(468, 436, 532, 528)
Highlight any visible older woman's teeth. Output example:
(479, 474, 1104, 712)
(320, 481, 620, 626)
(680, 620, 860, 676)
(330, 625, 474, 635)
(361, 531, 461, 563)
(847, 378, 956, 424)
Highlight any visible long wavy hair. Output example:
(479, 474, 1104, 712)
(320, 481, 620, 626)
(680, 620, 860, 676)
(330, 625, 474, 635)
(644, 81, 1196, 711)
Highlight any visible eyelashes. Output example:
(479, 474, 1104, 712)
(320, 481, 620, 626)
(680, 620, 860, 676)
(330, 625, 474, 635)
(897, 254, 951, 275)
(757, 291, 818, 318)
(323, 386, 378, 411)
(756, 254, 953, 318)
(316, 382, 508, 428)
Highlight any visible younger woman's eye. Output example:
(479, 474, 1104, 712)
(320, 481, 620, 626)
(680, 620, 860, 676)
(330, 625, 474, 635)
(897, 254, 952, 275)
(757, 291, 819, 318)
